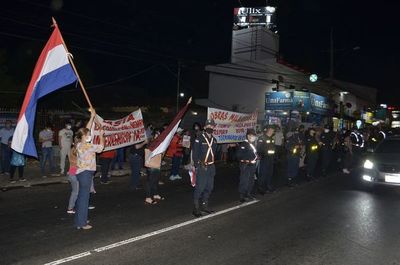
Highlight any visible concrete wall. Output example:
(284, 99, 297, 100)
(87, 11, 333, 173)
(208, 73, 275, 120)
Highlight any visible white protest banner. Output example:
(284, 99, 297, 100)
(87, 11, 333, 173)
(92, 109, 146, 151)
(207, 107, 257, 143)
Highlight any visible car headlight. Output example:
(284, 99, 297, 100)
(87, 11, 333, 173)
(363, 159, 374, 169)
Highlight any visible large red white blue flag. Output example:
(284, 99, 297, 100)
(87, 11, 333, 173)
(12, 25, 77, 157)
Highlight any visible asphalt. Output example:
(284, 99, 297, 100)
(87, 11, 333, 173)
(2, 163, 400, 265)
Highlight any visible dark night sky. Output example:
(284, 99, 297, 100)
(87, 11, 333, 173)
(1, 0, 399, 108)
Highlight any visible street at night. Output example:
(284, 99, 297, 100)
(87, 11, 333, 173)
(2, 165, 400, 265)
(2, 1, 400, 265)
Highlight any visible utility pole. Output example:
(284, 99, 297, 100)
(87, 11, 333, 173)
(176, 60, 181, 114)
(329, 27, 334, 80)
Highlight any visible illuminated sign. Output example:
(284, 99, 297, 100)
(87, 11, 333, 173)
(234, 6, 276, 28)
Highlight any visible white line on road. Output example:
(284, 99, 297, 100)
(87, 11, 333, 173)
(44, 200, 259, 265)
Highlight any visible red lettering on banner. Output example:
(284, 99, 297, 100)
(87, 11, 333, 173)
(210, 111, 228, 121)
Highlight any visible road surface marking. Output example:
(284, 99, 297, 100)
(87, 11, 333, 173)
(44, 200, 259, 264)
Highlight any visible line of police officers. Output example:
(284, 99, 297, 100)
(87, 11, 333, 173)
(189, 118, 379, 217)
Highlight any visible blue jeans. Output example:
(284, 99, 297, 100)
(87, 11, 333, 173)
(129, 154, 142, 189)
(1, 143, 12, 173)
(145, 168, 160, 198)
(68, 175, 79, 210)
(111, 148, 124, 170)
(40, 147, 55, 175)
(75, 170, 94, 228)
(171, 156, 182, 176)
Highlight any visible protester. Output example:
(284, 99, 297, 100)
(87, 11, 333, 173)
(99, 150, 117, 184)
(67, 137, 97, 215)
(192, 119, 217, 217)
(181, 130, 191, 167)
(9, 142, 26, 183)
(166, 128, 184, 181)
(129, 139, 148, 190)
(39, 124, 56, 178)
(74, 109, 104, 230)
(237, 129, 259, 202)
(111, 147, 125, 171)
(0, 120, 14, 175)
(144, 129, 165, 205)
(145, 123, 154, 140)
(286, 127, 302, 187)
(58, 122, 74, 176)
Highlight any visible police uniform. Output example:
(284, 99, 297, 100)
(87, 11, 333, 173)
(305, 133, 319, 180)
(237, 138, 258, 201)
(320, 129, 334, 177)
(192, 126, 217, 217)
(257, 132, 275, 193)
(286, 132, 301, 186)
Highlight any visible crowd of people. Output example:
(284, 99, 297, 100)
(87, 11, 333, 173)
(0, 111, 389, 229)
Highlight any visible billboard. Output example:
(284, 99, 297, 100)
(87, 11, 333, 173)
(310, 93, 330, 115)
(234, 6, 276, 28)
(265, 91, 293, 110)
(292, 91, 311, 112)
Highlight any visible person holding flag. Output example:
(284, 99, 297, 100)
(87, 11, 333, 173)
(192, 119, 217, 218)
(74, 109, 104, 230)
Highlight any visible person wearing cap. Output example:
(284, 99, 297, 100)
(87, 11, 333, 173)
(257, 125, 276, 194)
(237, 128, 259, 202)
(305, 127, 319, 181)
(192, 119, 217, 217)
(285, 127, 302, 187)
(319, 124, 335, 177)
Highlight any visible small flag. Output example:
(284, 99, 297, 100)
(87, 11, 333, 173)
(146, 98, 191, 161)
(12, 24, 77, 157)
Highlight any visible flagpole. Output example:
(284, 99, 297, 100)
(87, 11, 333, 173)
(51, 17, 93, 109)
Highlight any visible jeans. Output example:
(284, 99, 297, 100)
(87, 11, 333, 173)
(40, 147, 55, 175)
(239, 163, 256, 198)
(287, 155, 300, 180)
(75, 170, 94, 228)
(129, 154, 143, 189)
(10, 166, 24, 180)
(171, 156, 182, 176)
(111, 148, 124, 170)
(99, 157, 112, 183)
(145, 168, 160, 198)
(1, 143, 12, 173)
(193, 164, 215, 204)
(68, 175, 79, 210)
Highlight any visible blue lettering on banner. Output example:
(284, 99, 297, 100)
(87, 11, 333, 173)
(216, 134, 246, 142)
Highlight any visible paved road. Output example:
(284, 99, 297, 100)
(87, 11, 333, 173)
(2, 165, 400, 265)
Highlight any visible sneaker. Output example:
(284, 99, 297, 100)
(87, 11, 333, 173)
(88, 205, 95, 210)
(77, 225, 92, 230)
(19, 178, 27, 182)
(158, 180, 165, 185)
(51, 173, 60, 177)
(174, 175, 182, 180)
(67, 209, 75, 214)
(42, 175, 47, 178)
(10, 180, 16, 184)
(343, 169, 350, 174)
(100, 181, 110, 185)
(169, 175, 177, 181)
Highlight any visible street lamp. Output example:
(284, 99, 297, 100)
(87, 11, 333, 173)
(180, 92, 185, 98)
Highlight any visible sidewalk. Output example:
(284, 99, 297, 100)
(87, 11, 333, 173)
(0, 160, 132, 190)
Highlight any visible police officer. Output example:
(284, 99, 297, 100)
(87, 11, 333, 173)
(237, 129, 259, 203)
(192, 119, 218, 218)
(350, 127, 364, 166)
(319, 124, 335, 177)
(305, 127, 319, 181)
(257, 125, 276, 194)
(286, 127, 302, 187)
